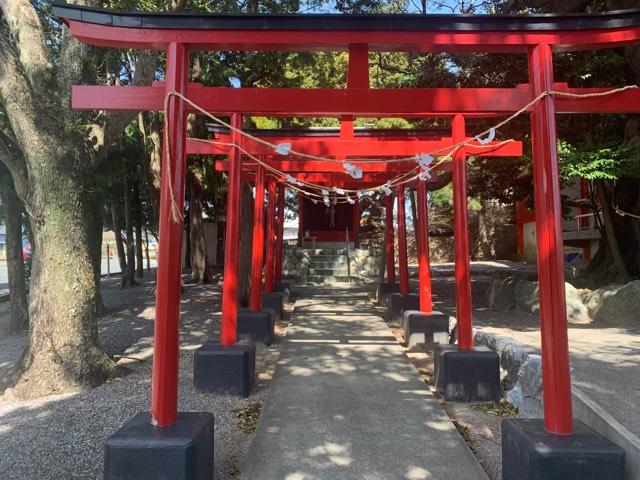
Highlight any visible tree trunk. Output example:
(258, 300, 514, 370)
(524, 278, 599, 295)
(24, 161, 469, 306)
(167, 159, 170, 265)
(1, 174, 29, 332)
(595, 179, 632, 282)
(144, 227, 151, 270)
(238, 182, 254, 306)
(189, 171, 210, 283)
(111, 203, 127, 274)
(121, 174, 138, 288)
(133, 182, 144, 279)
(141, 112, 162, 235)
(86, 193, 105, 314)
(7, 161, 117, 398)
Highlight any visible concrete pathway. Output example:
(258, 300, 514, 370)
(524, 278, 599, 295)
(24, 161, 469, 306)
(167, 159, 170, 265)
(241, 284, 487, 480)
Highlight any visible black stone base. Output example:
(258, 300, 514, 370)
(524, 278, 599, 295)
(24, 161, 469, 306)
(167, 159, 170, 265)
(238, 309, 275, 346)
(103, 411, 214, 480)
(434, 343, 500, 402)
(386, 293, 419, 322)
(403, 310, 449, 347)
(502, 418, 625, 480)
(194, 340, 255, 396)
(261, 292, 284, 321)
(375, 282, 400, 305)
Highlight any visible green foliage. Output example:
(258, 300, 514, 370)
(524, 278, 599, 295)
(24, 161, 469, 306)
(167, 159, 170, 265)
(558, 140, 640, 182)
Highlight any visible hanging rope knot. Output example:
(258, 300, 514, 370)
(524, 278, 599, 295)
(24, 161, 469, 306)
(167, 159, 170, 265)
(163, 91, 185, 224)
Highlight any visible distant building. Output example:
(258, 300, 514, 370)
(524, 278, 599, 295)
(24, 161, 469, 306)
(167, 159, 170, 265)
(517, 178, 600, 262)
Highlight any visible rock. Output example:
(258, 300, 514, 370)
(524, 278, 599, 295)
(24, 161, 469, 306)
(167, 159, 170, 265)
(585, 280, 640, 325)
(513, 279, 590, 324)
(564, 283, 591, 324)
(514, 280, 539, 313)
(500, 343, 530, 390)
(485, 275, 516, 313)
(508, 354, 544, 418)
(474, 331, 531, 390)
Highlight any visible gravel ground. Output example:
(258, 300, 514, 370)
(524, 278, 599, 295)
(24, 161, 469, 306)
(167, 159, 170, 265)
(0, 272, 288, 480)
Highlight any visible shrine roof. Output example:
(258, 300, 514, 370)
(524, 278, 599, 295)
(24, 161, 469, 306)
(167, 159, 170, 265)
(53, 4, 640, 32)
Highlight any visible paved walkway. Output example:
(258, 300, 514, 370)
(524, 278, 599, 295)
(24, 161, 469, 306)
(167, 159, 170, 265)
(242, 284, 487, 480)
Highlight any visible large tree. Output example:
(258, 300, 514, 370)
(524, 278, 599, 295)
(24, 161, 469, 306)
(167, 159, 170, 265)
(0, 1, 155, 397)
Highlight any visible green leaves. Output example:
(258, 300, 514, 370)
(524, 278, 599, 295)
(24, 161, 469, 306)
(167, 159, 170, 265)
(558, 140, 640, 181)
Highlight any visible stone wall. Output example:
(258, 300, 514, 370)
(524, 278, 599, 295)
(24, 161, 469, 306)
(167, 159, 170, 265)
(282, 248, 311, 283)
(350, 248, 384, 282)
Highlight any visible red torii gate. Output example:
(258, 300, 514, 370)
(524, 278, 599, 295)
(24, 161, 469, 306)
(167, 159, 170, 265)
(53, 4, 637, 480)
(200, 126, 521, 318)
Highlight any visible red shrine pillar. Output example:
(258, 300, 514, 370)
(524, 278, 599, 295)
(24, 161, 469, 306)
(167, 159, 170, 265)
(397, 186, 410, 295)
(249, 165, 265, 311)
(452, 114, 473, 350)
(220, 113, 243, 346)
(416, 180, 433, 313)
(529, 44, 573, 435)
(385, 193, 396, 283)
(274, 184, 285, 282)
(264, 179, 277, 293)
(151, 43, 188, 428)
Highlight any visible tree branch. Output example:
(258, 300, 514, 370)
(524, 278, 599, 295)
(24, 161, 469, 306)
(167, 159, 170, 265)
(0, 25, 53, 162)
(84, 49, 157, 168)
(0, 0, 54, 93)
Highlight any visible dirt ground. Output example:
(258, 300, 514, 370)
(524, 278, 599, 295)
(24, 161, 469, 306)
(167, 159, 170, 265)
(0, 271, 291, 480)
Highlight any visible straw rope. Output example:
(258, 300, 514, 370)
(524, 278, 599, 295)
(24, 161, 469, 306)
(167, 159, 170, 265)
(162, 85, 638, 221)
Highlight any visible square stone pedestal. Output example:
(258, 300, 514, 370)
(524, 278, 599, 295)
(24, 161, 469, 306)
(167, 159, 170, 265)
(104, 412, 214, 480)
(238, 309, 275, 345)
(434, 343, 500, 402)
(403, 310, 449, 347)
(261, 292, 284, 321)
(194, 340, 255, 396)
(387, 293, 419, 322)
(502, 418, 625, 480)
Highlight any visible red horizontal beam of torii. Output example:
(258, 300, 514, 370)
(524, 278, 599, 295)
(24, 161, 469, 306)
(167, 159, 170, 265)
(186, 137, 522, 159)
(72, 83, 640, 115)
(64, 18, 640, 53)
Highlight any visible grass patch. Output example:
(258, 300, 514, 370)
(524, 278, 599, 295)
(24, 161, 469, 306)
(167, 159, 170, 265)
(233, 401, 262, 433)
(471, 398, 518, 417)
(417, 368, 434, 385)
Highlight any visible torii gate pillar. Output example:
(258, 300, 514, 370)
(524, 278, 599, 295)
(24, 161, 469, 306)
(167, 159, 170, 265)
(104, 43, 216, 480)
(193, 113, 256, 397)
(502, 44, 624, 480)
(387, 186, 419, 321)
(402, 179, 450, 348)
(433, 114, 500, 403)
(236, 163, 277, 346)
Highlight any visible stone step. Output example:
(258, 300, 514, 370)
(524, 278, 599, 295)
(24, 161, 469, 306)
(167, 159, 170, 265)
(308, 260, 347, 269)
(301, 248, 348, 255)
(305, 275, 351, 284)
(308, 254, 347, 262)
(308, 268, 349, 276)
